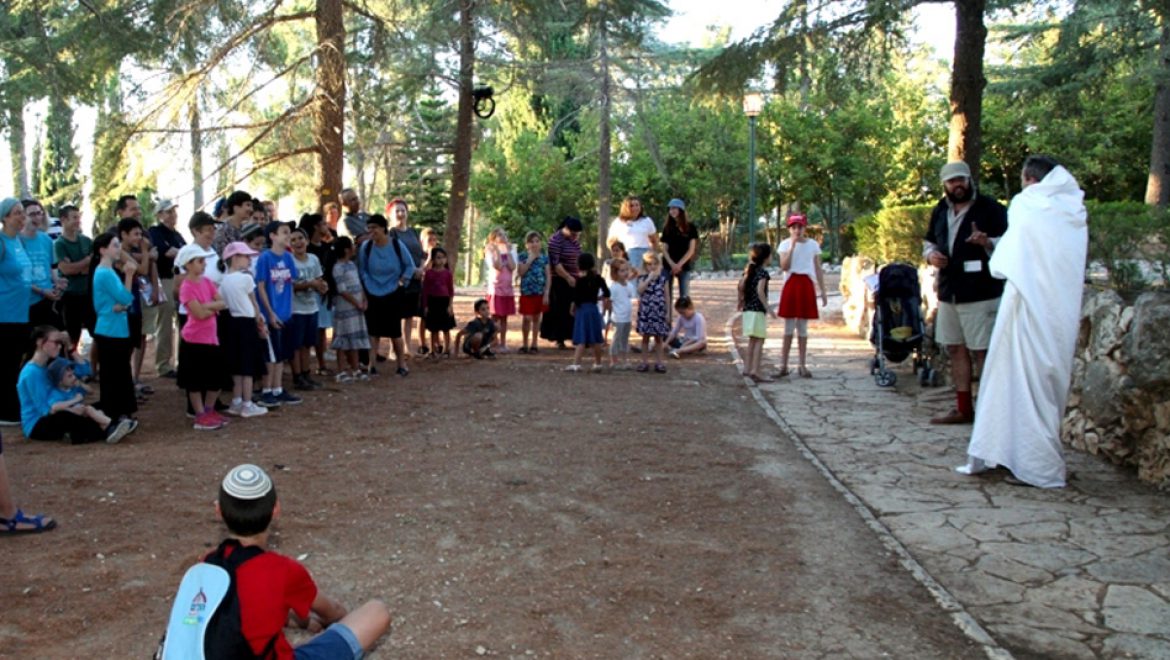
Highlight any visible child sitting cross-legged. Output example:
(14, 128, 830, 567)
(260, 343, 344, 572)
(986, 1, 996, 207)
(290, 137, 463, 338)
(666, 296, 708, 359)
(183, 464, 392, 657)
(455, 299, 497, 359)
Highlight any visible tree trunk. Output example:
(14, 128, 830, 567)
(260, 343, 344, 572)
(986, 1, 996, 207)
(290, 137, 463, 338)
(6, 100, 28, 198)
(190, 98, 204, 209)
(947, 0, 987, 179)
(314, 0, 346, 212)
(597, 1, 613, 255)
(444, 0, 475, 268)
(1147, 21, 1170, 207)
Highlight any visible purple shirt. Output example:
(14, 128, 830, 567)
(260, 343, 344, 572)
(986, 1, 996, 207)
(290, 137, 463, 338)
(547, 231, 581, 278)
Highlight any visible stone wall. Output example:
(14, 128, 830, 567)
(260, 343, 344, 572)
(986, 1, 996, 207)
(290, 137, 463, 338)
(1063, 290, 1170, 487)
(839, 260, 1170, 488)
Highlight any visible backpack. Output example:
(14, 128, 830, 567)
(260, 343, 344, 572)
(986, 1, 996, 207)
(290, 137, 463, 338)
(155, 539, 278, 660)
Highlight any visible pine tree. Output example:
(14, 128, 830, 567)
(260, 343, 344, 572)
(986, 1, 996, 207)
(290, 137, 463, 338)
(37, 96, 81, 205)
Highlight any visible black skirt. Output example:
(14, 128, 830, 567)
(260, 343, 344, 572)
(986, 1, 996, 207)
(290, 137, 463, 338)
(221, 316, 268, 378)
(365, 291, 403, 338)
(540, 277, 574, 342)
(178, 342, 226, 392)
(424, 296, 456, 332)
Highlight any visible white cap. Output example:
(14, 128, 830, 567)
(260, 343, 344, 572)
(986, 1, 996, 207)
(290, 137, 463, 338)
(176, 244, 216, 268)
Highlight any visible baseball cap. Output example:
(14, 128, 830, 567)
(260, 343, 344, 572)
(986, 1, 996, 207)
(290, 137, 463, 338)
(668, 198, 685, 210)
(47, 358, 74, 388)
(939, 161, 972, 183)
(786, 214, 808, 227)
(176, 244, 216, 268)
(156, 199, 177, 213)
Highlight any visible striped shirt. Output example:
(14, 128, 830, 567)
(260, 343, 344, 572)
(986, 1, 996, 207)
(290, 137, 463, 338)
(547, 231, 581, 278)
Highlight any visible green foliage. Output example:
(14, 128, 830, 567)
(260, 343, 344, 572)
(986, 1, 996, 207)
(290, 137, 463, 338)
(853, 203, 933, 265)
(37, 96, 81, 208)
(1085, 201, 1170, 294)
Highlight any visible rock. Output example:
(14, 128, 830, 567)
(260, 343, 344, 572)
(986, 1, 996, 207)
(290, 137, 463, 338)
(1087, 289, 1125, 356)
(1102, 585, 1170, 635)
(1081, 360, 1124, 427)
(1124, 291, 1170, 388)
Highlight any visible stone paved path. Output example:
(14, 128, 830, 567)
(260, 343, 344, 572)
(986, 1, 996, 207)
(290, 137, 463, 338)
(728, 296, 1170, 659)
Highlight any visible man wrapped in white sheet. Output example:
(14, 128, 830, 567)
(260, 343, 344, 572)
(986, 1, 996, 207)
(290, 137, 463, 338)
(956, 156, 1088, 488)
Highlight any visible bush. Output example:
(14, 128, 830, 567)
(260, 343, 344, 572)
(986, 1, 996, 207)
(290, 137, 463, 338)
(1086, 201, 1169, 294)
(854, 203, 934, 265)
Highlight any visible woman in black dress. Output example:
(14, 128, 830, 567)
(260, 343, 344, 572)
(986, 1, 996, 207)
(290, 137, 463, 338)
(539, 217, 583, 349)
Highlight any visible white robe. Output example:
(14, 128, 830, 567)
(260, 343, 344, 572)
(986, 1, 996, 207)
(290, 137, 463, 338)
(964, 166, 1088, 488)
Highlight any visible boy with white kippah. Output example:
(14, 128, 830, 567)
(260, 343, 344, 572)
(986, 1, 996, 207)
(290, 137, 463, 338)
(206, 464, 392, 658)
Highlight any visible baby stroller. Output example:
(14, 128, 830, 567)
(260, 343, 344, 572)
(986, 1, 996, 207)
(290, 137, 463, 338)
(867, 263, 938, 387)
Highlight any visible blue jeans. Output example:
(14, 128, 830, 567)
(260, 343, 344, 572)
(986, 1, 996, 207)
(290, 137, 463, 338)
(295, 623, 363, 660)
(673, 269, 692, 300)
(627, 247, 649, 272)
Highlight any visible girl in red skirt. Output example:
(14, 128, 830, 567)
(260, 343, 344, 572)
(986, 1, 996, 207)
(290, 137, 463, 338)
(776, 214, 828, 378)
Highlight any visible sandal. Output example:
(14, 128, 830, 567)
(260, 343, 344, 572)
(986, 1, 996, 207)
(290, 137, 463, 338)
(396, 367, 410, 377)
(654, 363, 667, 374)
(774, 368, 790, 378)
(529, 346, 539, 354)
(315, 368, 335, 377)
(636, 364, 650, 373)
(0, 509, 57, 535)
(518, 346, 529, 354)
(798, 367, 812, 378)
(751, 374, 775, 383)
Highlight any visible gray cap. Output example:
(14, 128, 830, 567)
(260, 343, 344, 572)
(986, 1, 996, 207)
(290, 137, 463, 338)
(939, 161, 972, 183)
(157, 199, 177, 212)
(222, 464, 273, 500)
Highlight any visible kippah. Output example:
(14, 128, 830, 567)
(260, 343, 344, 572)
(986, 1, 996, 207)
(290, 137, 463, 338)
(222, 464, 273, 500)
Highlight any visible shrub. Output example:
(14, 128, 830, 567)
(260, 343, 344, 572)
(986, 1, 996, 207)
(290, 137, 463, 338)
(854, 203, 934, 265)
(1085, 201, 1169, 294)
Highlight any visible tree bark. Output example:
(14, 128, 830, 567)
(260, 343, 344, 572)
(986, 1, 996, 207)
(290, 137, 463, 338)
(314, 0, 346, 212)
(444, 0, 475, 269)
(947, 0, 987, 180)
(190, 98, 204, 209)
(1147, 21, 1170, 207)
(597, 1, 613, 255)
(6, 99, 28, 198)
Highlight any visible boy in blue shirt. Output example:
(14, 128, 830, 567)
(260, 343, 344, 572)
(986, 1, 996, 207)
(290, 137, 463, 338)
(254, 221, 301, 407)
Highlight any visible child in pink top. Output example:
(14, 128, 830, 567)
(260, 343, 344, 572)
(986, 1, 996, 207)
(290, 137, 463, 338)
(177, 244, 229, 431)
(484, 227, 516, 351)
(422, 247, 456, 357)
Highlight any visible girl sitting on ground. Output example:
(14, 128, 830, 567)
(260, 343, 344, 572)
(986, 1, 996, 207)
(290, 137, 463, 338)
(666, 296, 708, 359)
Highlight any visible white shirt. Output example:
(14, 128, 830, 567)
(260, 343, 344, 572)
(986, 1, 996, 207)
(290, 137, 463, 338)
(607, 216, 656, 250)
(221, 270, 258, 318)
(779, 238, 820, 277)
(608, 280, 638, 323)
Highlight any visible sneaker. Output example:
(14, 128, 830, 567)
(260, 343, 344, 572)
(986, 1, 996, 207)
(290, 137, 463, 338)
(257, 392, 282, 408)
(159, 370, 178, 379)
(186, 406, 197, 419)
(304, 375, 323, 389)
(591, 364, 605, 372)
(396, 367, 409, 377)
(276, 390, 303, 405)
(225, 401, 244, 417)
(124, 418, 139, 435)
(105, 418, 134, 444)
(336, 371, 353, 383)
(367, 366, 379, 377)
(356, 371, 370, 382)
(240, 401, 268, 418)
(293, 375, 314, 391)
(669, 350, 681, 360)
(0, 419, 20, 427)
(209, 411, 230, 426)
(483, 349, 497, 359)
(193, 412, 224, 431)
(564, 364, 582, 372)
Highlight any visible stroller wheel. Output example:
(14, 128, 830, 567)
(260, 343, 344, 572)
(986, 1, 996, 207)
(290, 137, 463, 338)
(876, 370, 897, 387)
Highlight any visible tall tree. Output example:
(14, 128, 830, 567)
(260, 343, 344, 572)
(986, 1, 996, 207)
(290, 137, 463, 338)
(1148, 13, 1169, 206)
(315, 0, 346, 210)
(37, 95, 81, 205)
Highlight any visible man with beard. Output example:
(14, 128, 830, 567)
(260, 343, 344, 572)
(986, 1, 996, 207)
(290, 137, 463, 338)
(923, 161, 1008, 425)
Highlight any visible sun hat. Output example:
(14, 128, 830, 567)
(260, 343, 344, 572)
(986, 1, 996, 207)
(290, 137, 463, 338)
(667, 198, 685, 211)
(939, 161, 972, 183)
(222, 464, 273, 500)
(0, 197, 20, 220)
(176, 244, 216, 268)
(222, 241, 258, 261)
(786, 214, 808, 227)
(46, 358, 74, 388)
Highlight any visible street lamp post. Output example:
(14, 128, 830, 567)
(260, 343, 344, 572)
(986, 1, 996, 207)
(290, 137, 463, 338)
(743, 92, 763, 248)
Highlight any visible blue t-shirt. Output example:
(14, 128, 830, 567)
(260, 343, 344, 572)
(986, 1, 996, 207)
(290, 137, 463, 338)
(254, 250, 298, 323)
(518, 253, 548, 296)
(21, 231, 55, 304)
(93, 265, 134, 338)
(48, 385, 85, 408)
(0, 233, 32, 323)
(17, 362, 53, 437)
(358, 238, 415, 297)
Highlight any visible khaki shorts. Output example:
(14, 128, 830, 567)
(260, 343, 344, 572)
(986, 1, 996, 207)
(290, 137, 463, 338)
(742, 311, 768, 339)
(935, 298, 1000, 350)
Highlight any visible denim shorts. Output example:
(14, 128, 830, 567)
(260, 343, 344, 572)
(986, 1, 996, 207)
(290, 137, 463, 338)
(295, 623, 363, 660)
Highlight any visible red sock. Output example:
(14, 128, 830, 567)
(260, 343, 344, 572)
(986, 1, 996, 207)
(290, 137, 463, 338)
(956, 391, 973, 417)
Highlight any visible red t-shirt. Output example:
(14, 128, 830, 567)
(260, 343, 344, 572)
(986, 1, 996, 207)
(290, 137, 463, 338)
(213, 545, 318, 658)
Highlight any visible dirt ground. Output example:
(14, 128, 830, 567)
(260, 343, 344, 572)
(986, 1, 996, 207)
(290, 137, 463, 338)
(1, 279, 978, 658)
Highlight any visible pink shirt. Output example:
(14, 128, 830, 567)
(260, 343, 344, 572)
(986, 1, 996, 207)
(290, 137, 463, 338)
(180, 277, 220, 345)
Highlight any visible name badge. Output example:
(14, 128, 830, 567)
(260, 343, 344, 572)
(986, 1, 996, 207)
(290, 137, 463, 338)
(963, 260, 983, 273)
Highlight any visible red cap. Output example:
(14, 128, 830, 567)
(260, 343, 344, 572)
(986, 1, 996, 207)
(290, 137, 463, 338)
(786, 214, 807, 227)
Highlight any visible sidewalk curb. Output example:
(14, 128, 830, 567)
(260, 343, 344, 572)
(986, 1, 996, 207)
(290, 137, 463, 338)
(724, 312, 1013, 660)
